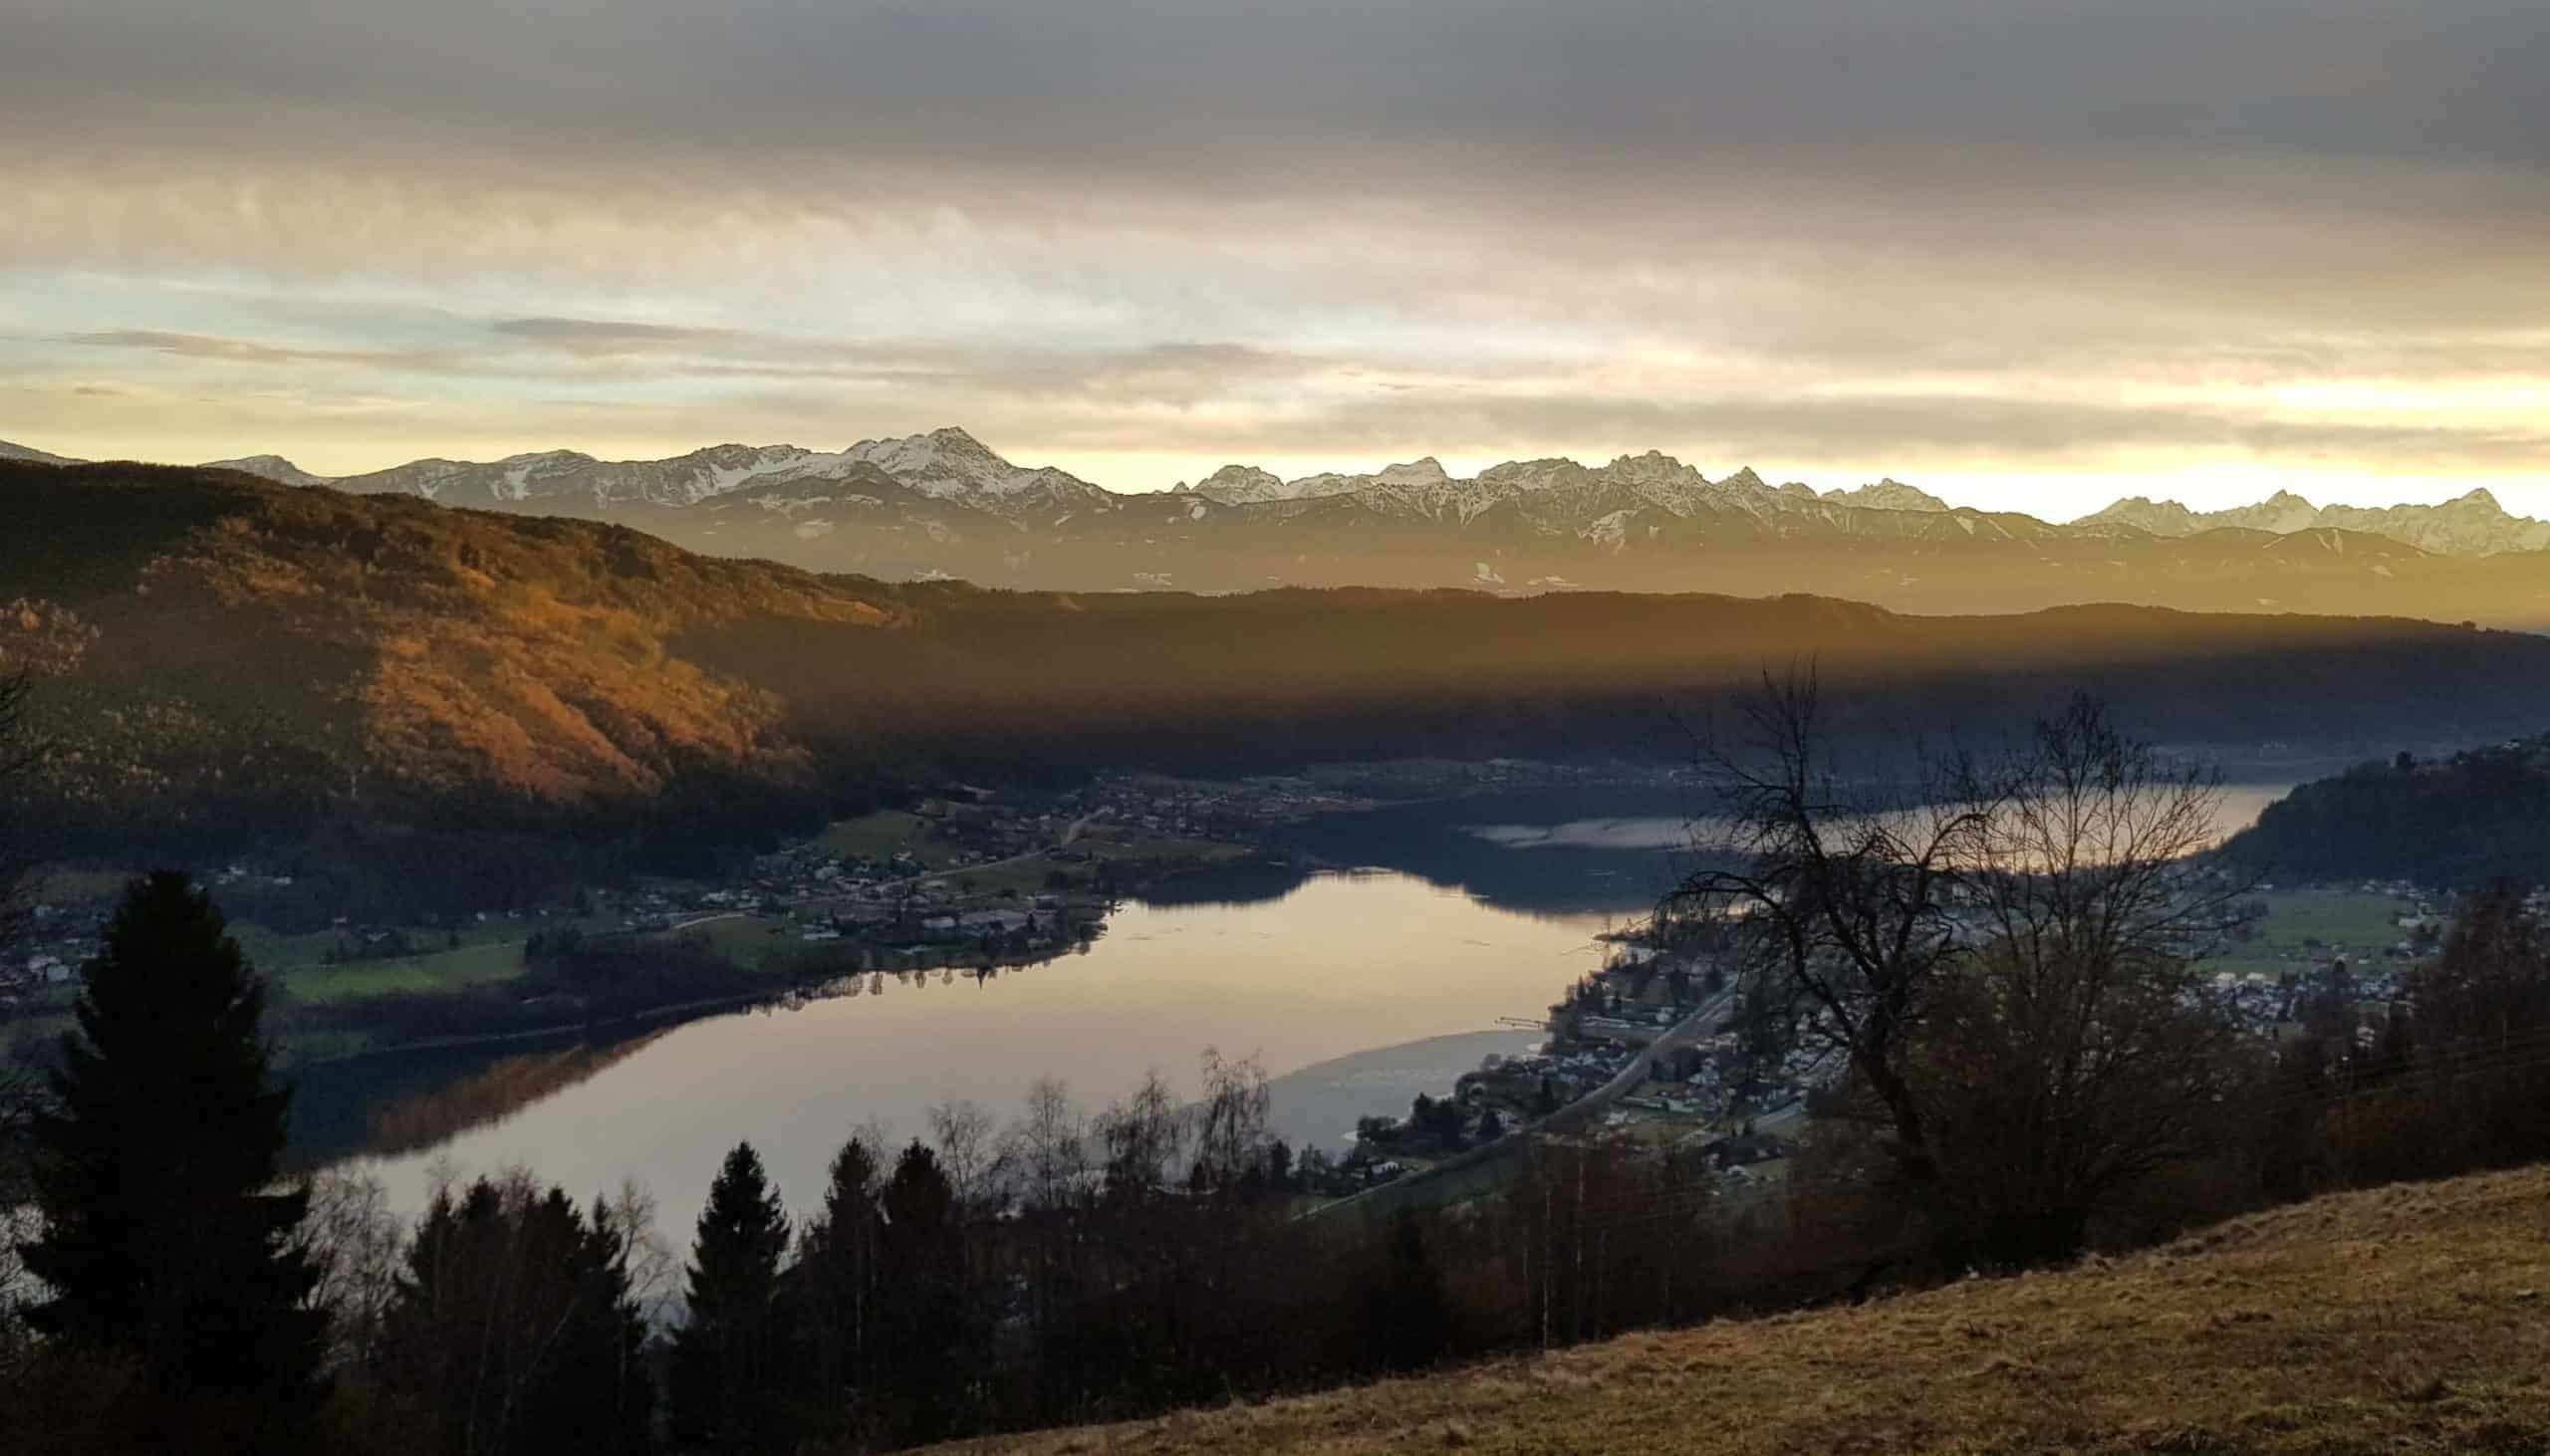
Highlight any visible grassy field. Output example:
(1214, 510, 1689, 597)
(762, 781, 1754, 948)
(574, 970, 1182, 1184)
(230, 914, 538, 971)
(935, 854, 1083, 896)
(679, 912, 794, 967)
(2198, 887, 2413, 980)
(2247, 887, 2413, 952)
(277, 938, 530, 1004)
(819, 810, 947, 864)
(967, 1166, 2550, 1455)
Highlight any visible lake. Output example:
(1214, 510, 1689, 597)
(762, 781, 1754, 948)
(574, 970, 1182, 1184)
(307, 781, 2293, 1219)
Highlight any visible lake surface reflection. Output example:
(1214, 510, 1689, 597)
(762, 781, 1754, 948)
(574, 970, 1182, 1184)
(343, 869, 1619, 1216)
(314, 781, 2293, 1218)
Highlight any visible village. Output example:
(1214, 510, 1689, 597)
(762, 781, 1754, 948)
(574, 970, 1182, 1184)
(1324, 874, 2498, 1205)
(0, 773, 1381, 1054)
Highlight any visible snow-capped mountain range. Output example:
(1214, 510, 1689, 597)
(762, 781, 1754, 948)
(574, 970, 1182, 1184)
(6, 427, 2543, 559)
(2083, 490, 2550, 557)
(302, 431, 1120, 521)
(1162, 450, 1967, 536)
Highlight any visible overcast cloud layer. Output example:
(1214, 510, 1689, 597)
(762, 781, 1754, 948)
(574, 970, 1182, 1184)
(5, 0, 2547, 514)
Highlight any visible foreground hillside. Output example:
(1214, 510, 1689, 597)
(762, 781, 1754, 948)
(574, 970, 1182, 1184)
(972, 1168, 2550, 1455)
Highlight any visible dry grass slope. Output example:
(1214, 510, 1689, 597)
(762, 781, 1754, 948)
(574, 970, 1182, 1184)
(964, 1168, 2550, 1455)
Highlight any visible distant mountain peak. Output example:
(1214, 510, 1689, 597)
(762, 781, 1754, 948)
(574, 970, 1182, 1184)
(839, 427, 1114, 509)
(203, 453, 330, 487)
(1185, 464, 1290, 505)
(1603, 449, 1700, 484)
(0, 438, 83, 466)
(1824, 477, 1951, 513)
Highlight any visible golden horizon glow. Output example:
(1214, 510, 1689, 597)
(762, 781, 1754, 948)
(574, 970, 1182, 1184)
(5, 2, 2547, 518)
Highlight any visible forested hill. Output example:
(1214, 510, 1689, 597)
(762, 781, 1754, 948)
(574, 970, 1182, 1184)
(12, 459, 2550, 911)
(2225, 736, 2550, 886)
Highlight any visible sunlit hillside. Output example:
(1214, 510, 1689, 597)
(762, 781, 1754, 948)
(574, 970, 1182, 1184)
(16, 459, 2550, 883)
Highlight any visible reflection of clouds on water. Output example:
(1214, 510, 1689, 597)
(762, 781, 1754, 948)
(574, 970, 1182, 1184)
(1463, 817, 1690, 851)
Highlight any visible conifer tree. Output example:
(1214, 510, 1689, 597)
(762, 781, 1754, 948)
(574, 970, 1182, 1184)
(377, 1175, 652, 1456)
(670, 1140, 796, 1451)
(794, 1134, 882, 1419)
(19, 870, 327, 1440)
(874, 1139, 971, 1445)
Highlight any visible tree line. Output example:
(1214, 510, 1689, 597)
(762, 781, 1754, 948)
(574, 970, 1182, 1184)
(2226, 736, 2550, 886)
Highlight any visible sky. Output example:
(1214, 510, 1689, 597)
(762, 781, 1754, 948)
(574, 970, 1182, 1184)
(4, 0, 2548, 518)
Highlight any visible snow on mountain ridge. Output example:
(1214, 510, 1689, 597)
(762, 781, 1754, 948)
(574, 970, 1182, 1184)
(1824, 478, 1951, 513)
(203, 454, 330, 487)
(0, 439, 84, 465)
(840, 426, 1118, 513)
(2083, 486, 2548, 555)
(1180, 465, 1292, 505)
(23, 427, 2544, 557)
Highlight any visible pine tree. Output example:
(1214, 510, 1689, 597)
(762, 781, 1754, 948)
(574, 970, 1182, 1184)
(19, 870, 327, 1439)
(515, 1191, 654, 1455)
(377, 1176, 652, 1456)
(794, 1134, 882, 1423)
(874, 1139, 970, 1444)
(670, 1140, 796, 1451)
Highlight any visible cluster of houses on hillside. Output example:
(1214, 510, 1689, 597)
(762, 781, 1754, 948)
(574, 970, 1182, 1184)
(1077, 776, 1373, 843)
(1333, 872, 2524, 1203)
(1, 902, 93, 1009)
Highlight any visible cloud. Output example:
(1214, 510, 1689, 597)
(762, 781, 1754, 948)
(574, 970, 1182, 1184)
(47, 328, 476, 375)
(54, 330, 301, 364)
(488, 318, 754, 357)
(7, 1, 2546, 176)
(2, 0, 2545, 508)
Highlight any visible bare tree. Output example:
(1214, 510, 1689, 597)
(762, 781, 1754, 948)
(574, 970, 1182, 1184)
(1191, 1047, 1272, 1195)
(1673, 679, 2261, 1263)
(927, 1098, 1011, 1213)
(1961, 694, 2258, 978)
(601, 1176, 676, 1316)
(1908, 696, 2264, 1259)
(1005, 1077, 1089, 1215)
(1665, 668, 1995, 1178)
(298, 1170, 406, 1370)
(1095, 1069, 1186, 1202)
